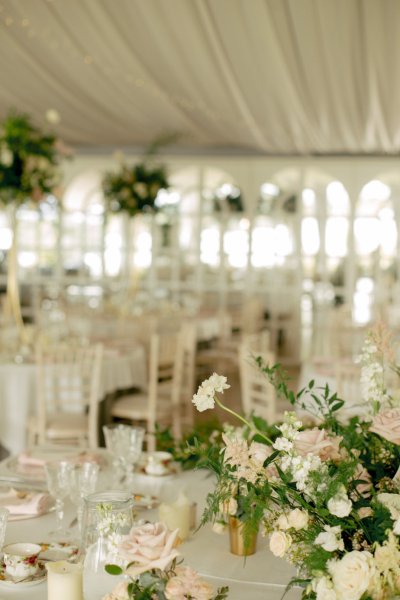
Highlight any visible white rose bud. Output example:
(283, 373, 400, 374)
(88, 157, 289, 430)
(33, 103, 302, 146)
(276, 513, 290, 530)
(287, 508, 309, 530)
(269, 531, 291, 557)
(327, 491, 352, 518)
(212, 521, 227, 534)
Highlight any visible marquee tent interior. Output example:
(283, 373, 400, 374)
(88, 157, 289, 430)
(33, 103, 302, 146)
(1, 3, 400, 600)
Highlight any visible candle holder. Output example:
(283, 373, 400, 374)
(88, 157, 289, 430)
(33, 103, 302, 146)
(228, 517, 257, 556)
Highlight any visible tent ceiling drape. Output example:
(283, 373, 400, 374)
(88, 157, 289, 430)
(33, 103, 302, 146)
(1, 0, 400, 155)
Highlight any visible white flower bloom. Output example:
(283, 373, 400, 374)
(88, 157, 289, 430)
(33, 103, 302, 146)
(315, 526, 344, 552)
(0, 145, 12, 166)
(328, 551, 374, 600)
(327, 488, 352, 518)
(287, 508, 309, 530)
(208, 373, 230, 393)
(276, 513, 290, 530)
(227, 497, 237, 516)
(393, 518, 400, 535)
(212, 521, 227, 534)
(273, 437, 293, 452)
(269, 531, 291, 557)
(312, 576, 337, 600)
(192, 390, 215, 412)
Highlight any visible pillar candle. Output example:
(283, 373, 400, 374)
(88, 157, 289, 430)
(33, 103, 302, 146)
(159, 492, 191, 540)
(46, 560, 83, 600)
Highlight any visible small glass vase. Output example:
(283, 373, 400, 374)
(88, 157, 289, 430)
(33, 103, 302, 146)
(80, 490, 134, 600)
(228, 516, 258, 556)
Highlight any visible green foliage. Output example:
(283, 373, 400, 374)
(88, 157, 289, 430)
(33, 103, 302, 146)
(155, 418, 224, 470)
(0, 111, 61, 203)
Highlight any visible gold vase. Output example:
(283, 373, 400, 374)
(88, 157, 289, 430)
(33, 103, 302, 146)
(228, 517, 257, 556)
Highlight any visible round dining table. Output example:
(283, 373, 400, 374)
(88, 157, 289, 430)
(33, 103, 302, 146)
(0, 463, 300, 600)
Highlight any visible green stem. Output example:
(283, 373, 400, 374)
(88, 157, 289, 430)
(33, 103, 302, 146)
(214, 396, 273, 445)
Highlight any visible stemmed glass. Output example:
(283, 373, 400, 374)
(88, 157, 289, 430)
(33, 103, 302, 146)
(103, 424, 145, 489)
(68, 462, 99, 536)
(45, 460, 74, 540)
(0, 507, 9, 551)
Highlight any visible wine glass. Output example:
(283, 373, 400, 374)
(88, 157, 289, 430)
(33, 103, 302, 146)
(68, 462, 99, 535)
(45, 460, 74, 540)
(103, 424, 145, 489)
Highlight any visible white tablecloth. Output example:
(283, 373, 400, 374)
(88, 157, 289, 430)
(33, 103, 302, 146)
(1, 468, 300, 600)
(0, 346, 146, 454)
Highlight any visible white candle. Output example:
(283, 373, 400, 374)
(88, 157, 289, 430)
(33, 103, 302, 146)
(46, 560, 83, 600)
(159, 492, 191, 540)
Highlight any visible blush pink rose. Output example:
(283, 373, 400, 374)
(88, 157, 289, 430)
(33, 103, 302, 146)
(351, 463, 372, 499)
(294, 428, 342, 461)
(118, 522, 180, 577)
(165, 566, 214, 600)
(370, 408, 400, 445)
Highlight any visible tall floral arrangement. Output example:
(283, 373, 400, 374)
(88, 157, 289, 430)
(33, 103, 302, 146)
(0, 111, 62, 205)
(193, 325, 400, 600)
(102, 135, 174, 218)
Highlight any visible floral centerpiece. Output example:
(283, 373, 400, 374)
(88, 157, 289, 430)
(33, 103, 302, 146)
(102, 156, 169, 218)
(0, 111, 62, 205)
(193, 325, 400, 600)
(103, 521, 229, 600)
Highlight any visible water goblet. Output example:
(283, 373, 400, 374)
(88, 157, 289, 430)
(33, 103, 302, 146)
(68, 462, 99, 535)
(45, 460, 74, 540)
(103, 424, 145, 489)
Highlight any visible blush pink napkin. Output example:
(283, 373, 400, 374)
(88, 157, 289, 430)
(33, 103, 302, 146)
(0, 488, 52, 515)
(18, 453, 46, 468)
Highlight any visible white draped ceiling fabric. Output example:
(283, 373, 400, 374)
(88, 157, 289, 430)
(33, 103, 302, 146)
(1, 0, 400, 155)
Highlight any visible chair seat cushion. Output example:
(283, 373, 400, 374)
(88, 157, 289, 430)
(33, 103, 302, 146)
(29, 413, 88, 440)
(111, 392, 171, 420)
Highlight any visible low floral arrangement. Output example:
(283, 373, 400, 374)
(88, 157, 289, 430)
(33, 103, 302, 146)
(103, 157, 169, 218)
(193, 325, 400, 600)
(0, 111, 64, 205)
(103, 521, 228, 600)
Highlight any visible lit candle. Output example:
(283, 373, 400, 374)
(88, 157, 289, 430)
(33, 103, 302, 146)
(159, 492, 191, 541)
(46, 560, 83, 600)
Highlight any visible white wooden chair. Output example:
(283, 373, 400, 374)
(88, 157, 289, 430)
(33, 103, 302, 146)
(239, 347, 277, 423)
(241, 329, 271, 354)
(110, 331, 182, 452)
(28, 342, 103, 449)
(171, 322, 197, 437)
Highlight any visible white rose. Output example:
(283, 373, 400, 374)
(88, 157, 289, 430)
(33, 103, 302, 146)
(212, 521, 227, 534)
(329, 551, 373, 600)
(377, 493, 400, 520)
(276, 513, 290, 530)
(228, 497, 238, 516)
(269, 531, 291, 557)
(312, 576, 337, 600)
(394, 517, 400, 535)
(287, 508, 309, 530)
(315, 526, 344, 552)
(327, 490, 352, 518)
(0, 145, 12, 166)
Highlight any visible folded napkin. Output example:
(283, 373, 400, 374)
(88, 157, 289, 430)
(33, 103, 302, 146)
(18, 452, 46, 468)
(0, 488, 52, 516)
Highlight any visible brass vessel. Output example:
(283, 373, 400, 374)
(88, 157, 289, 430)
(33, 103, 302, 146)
(228, 517, 257, 556)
